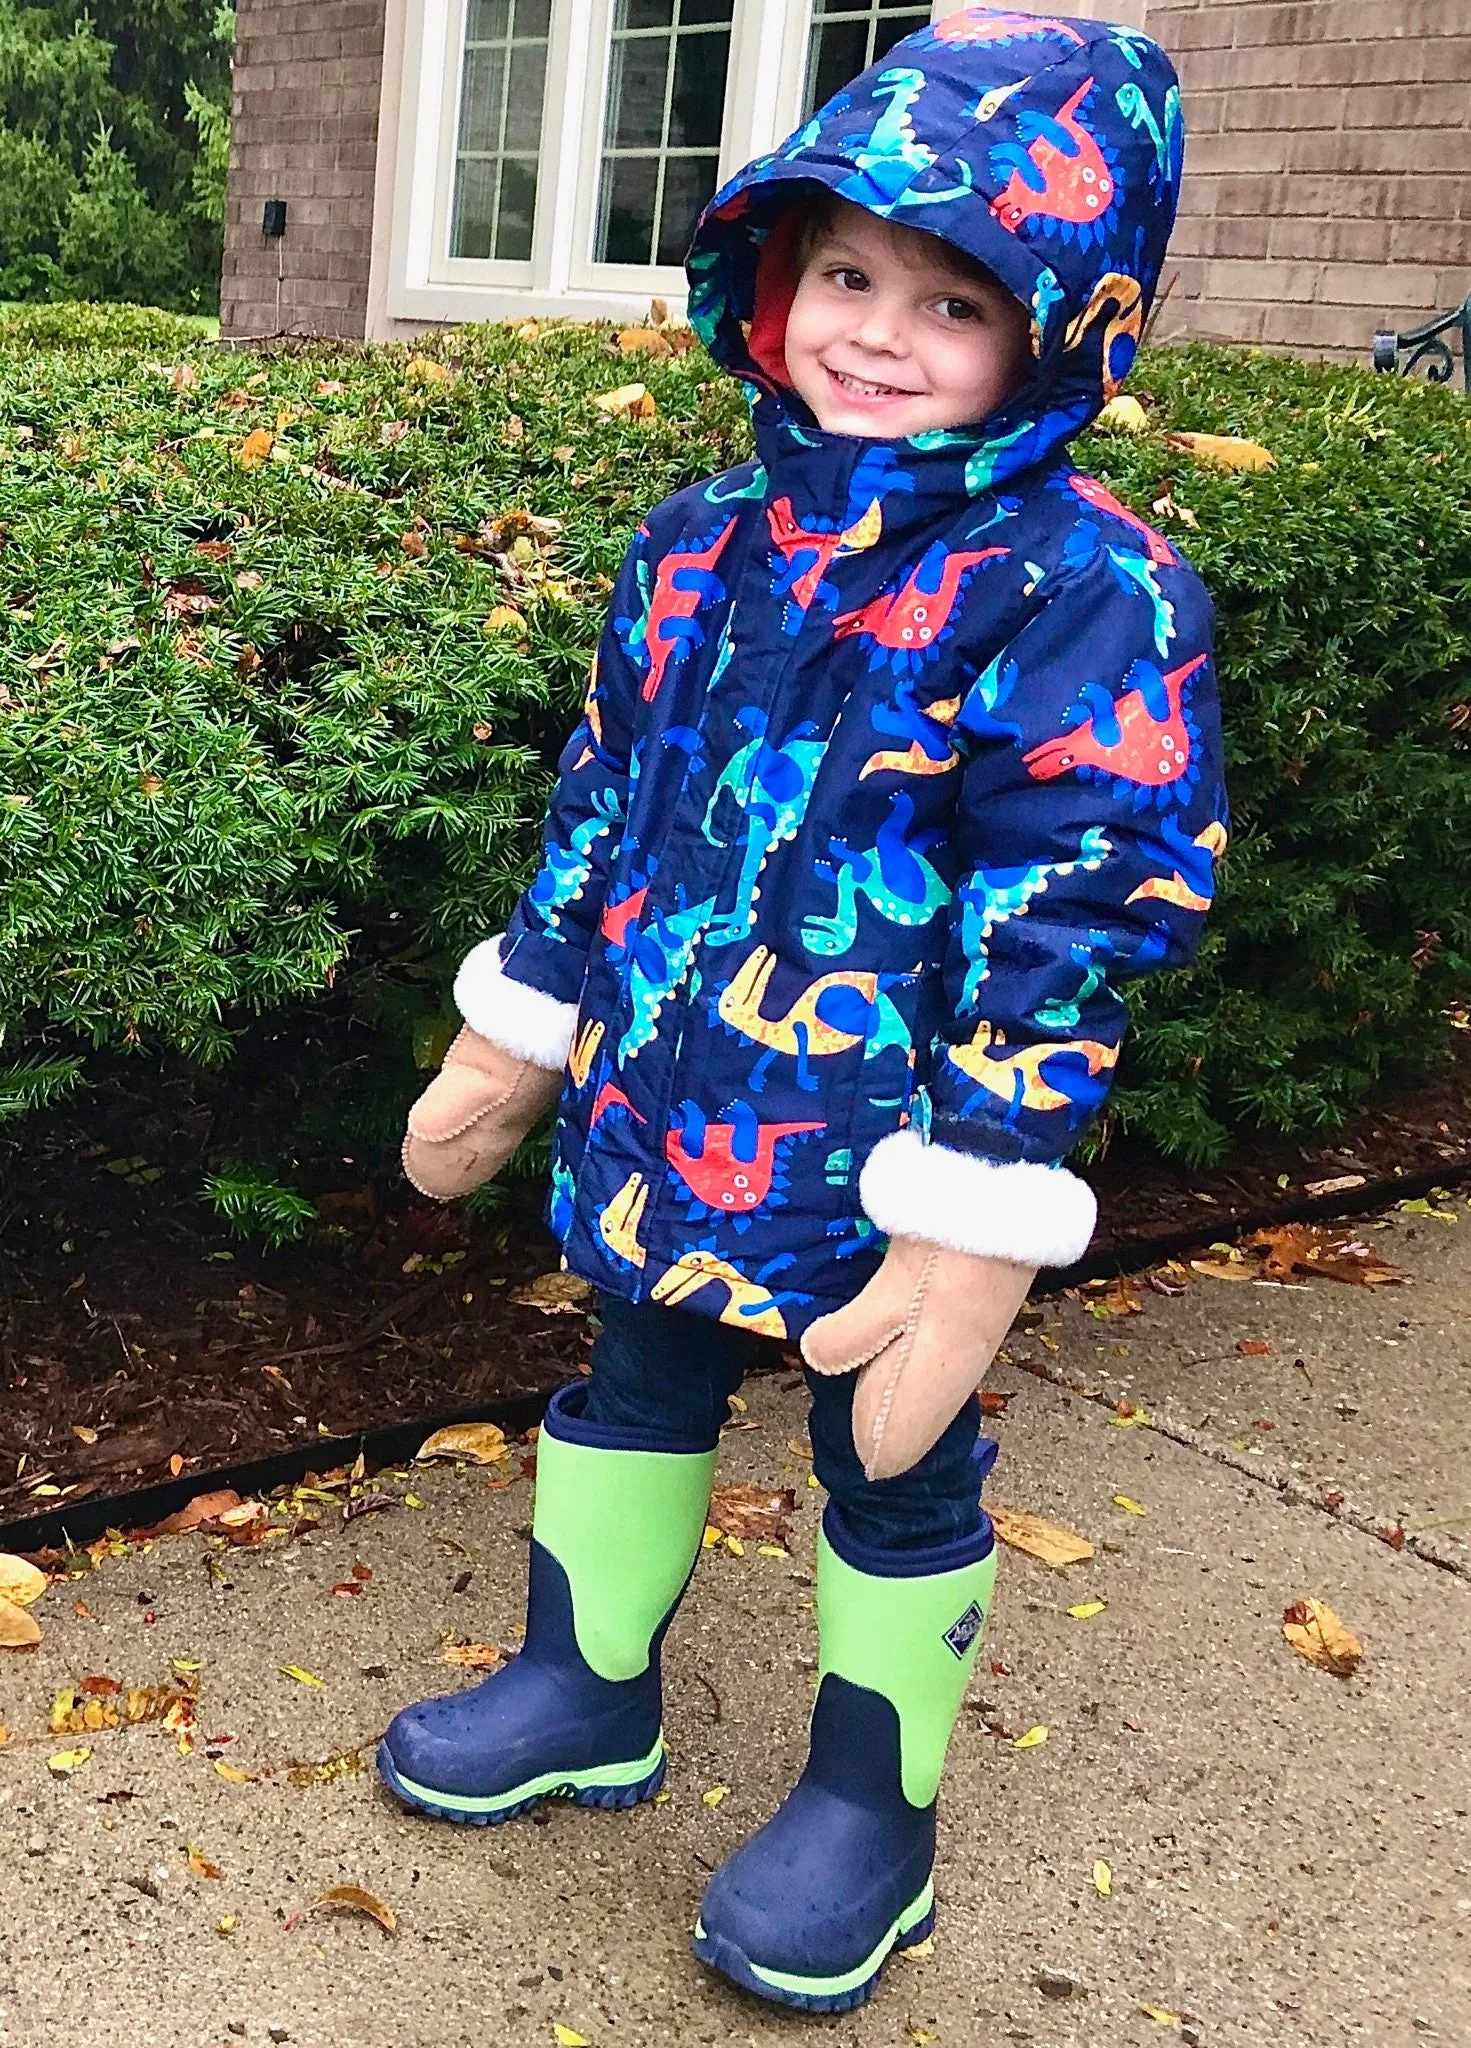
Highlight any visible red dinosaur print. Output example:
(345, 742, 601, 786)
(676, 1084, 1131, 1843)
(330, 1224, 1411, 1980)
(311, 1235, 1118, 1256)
(590, 1080, 646, 1132)
(990, 79, 1116, 239)
(832, 541, 1008, 675)
(666, 1105, 825, 1218)
(600, 884, 649, 950)
(641, 518, 737, 703)
(1067, 475, 1177, 566)
(1022, 652, 1209, 801)
(930, 10, 1084, 45)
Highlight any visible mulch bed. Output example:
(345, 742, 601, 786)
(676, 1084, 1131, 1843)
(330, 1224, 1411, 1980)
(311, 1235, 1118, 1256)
(2, 1038, 1467, 1533)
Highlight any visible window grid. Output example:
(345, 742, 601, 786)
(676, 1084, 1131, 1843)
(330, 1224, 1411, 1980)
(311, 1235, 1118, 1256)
(451, 0, 549, 262)
(596, 0, 734, 268)
(802, 0, 931, 118)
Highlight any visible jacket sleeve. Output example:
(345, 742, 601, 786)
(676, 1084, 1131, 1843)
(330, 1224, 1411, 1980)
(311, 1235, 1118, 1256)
(860, 545, 1227, 1269)
(452, 525, 647, 1069)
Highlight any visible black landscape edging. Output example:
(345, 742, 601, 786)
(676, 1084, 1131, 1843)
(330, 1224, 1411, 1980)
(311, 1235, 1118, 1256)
(5, 1153, 1467, 1559)
(0, 1391, 550, 1558)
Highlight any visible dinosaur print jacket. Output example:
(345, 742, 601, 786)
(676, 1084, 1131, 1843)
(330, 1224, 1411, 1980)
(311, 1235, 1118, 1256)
(454, 6, 1227, 1343)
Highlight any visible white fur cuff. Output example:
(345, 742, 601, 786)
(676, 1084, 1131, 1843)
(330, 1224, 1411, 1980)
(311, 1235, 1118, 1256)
(453, 935, 578, 1071)
(859, 1128, 1096, 1269)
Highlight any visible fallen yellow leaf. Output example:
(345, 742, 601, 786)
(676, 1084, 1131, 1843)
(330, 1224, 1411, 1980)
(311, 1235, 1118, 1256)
(617, 326, 672, 357)
(553, 2028, 591, 2048)
(1165, 429, 1275, 471)
(1189, 1257, 1254, 1283)
(288, 1884, 397, 1935)
(0, 1596, 42, 1647)
(236, 427, 274, 468)
(757, 1543, 786, 1558)
(725, 1536, 744, 1557)
(592, 382, 656, 419)
(216, 1914, 238, 1934)
(406, 354, 454, 383)
(0, 1555, 47, 1607)
(1140, 2004, 1182, 2026)
(404, 1494, 424, 1509)
(47, 1746, 91, 1775)
(1011, 1725, 1049, 1750)
(279, 1664, 324, 1687)
(989, 1506, 1094, 1568)
(702, 1784, 730, 1806)
(1096, 394, 1149, 434)
(188, 1846, 225, 1879)
(1111, 1494, 1148, 1516)
(416, 1422, 509, 1466)
(213, 1761, 256, 1784)
(1068, 1600, 1107, 1620)
(1281, 1597, 1362, 1677)
(442, 1640, 506, 1670)
(1093, 1859, 1112, 1896)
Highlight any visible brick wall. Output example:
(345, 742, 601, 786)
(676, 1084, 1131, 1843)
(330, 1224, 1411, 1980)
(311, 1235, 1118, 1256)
(220, 0, 388, 342)
(1148, 0, 1471, 363)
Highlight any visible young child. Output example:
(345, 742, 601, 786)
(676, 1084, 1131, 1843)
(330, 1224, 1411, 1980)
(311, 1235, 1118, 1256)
(382, 5, 1226, 2014)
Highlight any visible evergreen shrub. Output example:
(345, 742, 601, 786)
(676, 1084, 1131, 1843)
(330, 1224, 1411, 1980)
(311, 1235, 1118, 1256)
(0, 305, 1465, 1180)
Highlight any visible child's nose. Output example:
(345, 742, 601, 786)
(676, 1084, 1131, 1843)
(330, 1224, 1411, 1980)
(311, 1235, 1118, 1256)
(849, 296, 906, 354)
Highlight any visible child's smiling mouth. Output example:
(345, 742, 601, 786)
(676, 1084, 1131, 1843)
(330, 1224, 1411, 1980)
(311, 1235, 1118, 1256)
(824, 364, 922, 403)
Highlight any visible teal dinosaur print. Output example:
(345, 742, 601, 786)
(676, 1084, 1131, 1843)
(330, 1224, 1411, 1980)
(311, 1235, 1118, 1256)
(703, 707, 828, 947)
(526, 788, 623, 935)
(957, 825, 1114, 1009)
(1106, 545, 1176, 657)
(618, 889, 719, 1063)
(802, 790, 951, 959)
(835, 68, 976, 214)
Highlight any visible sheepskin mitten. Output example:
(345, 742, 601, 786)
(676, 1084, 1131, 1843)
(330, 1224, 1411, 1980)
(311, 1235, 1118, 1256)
(402, 1026, 563, 1202)
(802, 1239, 1035, 1481)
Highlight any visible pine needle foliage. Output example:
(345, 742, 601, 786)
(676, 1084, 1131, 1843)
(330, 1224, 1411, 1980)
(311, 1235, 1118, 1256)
(0, 304, 1465, 1176)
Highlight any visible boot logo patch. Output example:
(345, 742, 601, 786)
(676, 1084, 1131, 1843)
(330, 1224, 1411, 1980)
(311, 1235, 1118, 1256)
(943, 1601, 985, 1660)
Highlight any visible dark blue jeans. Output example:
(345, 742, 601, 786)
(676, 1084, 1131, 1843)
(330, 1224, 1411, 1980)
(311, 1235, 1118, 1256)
(582, 1293, 990, 1554)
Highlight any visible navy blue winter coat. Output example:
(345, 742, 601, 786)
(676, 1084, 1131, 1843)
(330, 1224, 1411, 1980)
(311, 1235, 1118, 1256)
(456, 6, 1227, 1343)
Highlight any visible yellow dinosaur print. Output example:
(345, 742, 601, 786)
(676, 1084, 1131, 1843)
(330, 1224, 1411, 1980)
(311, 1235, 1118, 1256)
(717, 945, 879, 1060)
(859, 738, 959, 781)
(598, 1171, 649, 1268)
(947, 1019, 1119, 1113)
(1126, 871, 1211, 913)
(1194, 819, 1228, 856)
(649, 1249, 789, 1339)
(568, 1016, 605, 1090)
(1063, 271, 1143, 399)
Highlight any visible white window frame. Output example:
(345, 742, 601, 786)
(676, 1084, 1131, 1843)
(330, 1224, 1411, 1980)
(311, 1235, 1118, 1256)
(381, 0, 954, 330)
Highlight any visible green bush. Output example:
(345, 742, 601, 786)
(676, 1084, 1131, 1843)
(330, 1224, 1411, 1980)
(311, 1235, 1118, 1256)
(0, 308, 1465, 1176)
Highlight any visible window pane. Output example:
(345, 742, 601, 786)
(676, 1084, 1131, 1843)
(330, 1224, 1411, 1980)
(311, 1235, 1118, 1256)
(619, 0, 675, 27)
(657, 152, 719, 265)
(450, 0, 548, 262)
(599, 154, 659, 265)
(680, 0, 732, 24)
(608, 36, 671, 149)
(505, 42, 548, 151)
(452, 156, 499, 260)
(467, 0, 510, 39)
(496, 157, 538, 260)
(805, 19, 868, 112)
(458, 43, 506, 150)
(669, 28, 730, 148)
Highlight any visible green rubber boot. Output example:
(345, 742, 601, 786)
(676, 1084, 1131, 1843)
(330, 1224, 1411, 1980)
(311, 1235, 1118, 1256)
(694, 1502, 997, 2009)
(379, 1382, 718, 1821)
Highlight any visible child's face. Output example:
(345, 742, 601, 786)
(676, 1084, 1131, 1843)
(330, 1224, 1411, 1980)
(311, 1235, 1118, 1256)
(783, 200, 1033, 439)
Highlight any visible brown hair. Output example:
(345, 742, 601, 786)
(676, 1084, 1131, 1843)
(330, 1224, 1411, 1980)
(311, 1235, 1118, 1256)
(790, 186, 1002, 296)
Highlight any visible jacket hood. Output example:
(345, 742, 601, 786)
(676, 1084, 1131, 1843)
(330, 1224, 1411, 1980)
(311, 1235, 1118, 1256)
(687, 7, 1183, 493)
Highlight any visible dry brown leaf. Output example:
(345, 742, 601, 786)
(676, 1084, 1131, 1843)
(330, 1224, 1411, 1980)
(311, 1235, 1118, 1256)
(192, 539, 234, 563)
(406, 355, 453, 384)
(617, 326, 672, 357)
(286, 1883, 397, 1935)
(708, 1484, 797, 1550)
(237, 428, 274, 468)
(1247, 1224, 1405, 1287)
(442, 1639, 506, 1670)
(1237, 1338, 1272, 1356)
(1189, 1256, 1255, 1283)
(1282, 1597, 1362, 1677)
(399, 529, 429, 559)
(0, 1555, 48, 1608)
(508, 1272, 593, 1314)
(188, 1847, 225, 1879)
(0, 1597, 41, 1648)
(151, 1489, 244, 1536)
(417, 1422, 508, 1466)
(1164, 429, 1276, 472)
(592, 382, 656, 419)
(162, 577, 219, 620)
(988, 1506, 1095, 1569)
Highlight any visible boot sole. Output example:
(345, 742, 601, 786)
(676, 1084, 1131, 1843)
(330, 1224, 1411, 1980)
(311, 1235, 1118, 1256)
(691, 1880, 935, 2012)
(376, 1735, 666, 1826)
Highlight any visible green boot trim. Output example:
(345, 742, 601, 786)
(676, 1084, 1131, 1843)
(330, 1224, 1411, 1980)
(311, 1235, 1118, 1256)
(534, 1421, 718, 1683)
(693, 1880, 935, 2000)
(817, 1527, 996, 1808)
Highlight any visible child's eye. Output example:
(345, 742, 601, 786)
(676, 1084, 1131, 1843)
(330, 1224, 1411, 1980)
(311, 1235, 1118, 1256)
(826, 265, 869, 293)
(936, 296, 981, 322)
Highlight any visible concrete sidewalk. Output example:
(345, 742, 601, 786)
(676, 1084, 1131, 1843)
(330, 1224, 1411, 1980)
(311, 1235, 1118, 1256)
(0, 1204, 1467, 2048)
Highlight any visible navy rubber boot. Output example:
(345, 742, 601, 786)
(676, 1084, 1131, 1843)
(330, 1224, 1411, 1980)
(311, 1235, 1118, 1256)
(693, 1502, 997, 2010)
(378, 1382, 718, 1825)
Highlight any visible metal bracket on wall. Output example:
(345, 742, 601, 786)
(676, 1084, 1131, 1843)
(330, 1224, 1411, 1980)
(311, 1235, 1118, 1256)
(1372, 292, 1471, 395)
